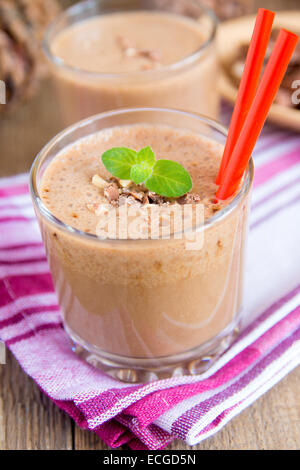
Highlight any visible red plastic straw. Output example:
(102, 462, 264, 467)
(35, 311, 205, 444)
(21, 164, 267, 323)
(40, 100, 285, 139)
(217, 29, 299, 200)
(216, 8, 275, 185)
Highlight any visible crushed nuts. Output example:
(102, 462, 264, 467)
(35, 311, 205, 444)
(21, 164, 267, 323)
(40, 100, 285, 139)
(92, 174, 108, 190)
(104, 183, 119, 203)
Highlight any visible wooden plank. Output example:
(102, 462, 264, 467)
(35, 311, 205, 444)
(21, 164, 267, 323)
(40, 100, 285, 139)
(0, 351, 73, 450)
(74, 428, 119, 450)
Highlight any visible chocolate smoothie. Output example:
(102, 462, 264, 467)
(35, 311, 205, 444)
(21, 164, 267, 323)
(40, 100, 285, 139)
(45, 5, 219, 126)
(33, 111, 252, 380)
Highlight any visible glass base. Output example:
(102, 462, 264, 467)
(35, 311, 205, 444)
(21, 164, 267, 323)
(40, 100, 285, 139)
(65, 321, 240, 383)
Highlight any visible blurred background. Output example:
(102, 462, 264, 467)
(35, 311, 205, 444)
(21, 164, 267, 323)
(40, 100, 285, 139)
(0, 0, 299, 177)
(60, 1, 300, 13)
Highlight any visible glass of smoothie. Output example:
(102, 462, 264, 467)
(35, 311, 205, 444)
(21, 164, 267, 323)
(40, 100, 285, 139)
(43, 0, 219, 127)
(30, 107, 253, 383)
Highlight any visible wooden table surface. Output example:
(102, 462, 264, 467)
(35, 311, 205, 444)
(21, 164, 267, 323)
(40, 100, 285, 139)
(1, 0, 300, 451)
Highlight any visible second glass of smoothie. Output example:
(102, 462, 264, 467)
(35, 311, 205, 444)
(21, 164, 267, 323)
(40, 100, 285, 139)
(43, 0, 219, 127)
(30, 108, 253, 382)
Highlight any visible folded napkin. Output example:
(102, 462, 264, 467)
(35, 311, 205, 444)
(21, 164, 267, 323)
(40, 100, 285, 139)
(1, 114, 300, 450)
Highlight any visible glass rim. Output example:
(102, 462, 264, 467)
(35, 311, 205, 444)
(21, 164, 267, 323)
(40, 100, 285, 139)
(29, 107, 254, 245)
(43, 0, 219, 80)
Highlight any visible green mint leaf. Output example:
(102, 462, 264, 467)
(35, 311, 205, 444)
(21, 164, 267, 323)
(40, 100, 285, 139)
(101, 145, 193, 198)
(145, 160, 192, 198)
(101, 147, 137, 179)
(130, 148, 155, 184)
(130, 162, 152, 184)
(136, 146, 156, 167)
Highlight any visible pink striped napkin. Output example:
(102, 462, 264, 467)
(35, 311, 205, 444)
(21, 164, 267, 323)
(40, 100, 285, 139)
(1, 112, 300, 449)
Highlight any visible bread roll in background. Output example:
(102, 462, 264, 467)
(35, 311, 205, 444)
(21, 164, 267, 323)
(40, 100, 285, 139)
(0, 0, 60, 112)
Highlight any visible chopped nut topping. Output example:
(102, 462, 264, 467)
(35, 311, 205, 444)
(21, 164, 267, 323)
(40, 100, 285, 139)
(116, 35, 162, 65)
(211, 203, 222, 213)
(177, 194, 202, 205)
(142, 194, 149, 205)
(119, 195, 137, 206)
(119, 179, 132, 188)
(140, 63, 154, 71)
(147, 192, 165, 205)
(104, 183, 119, 204)
(124, 47, 137, 57)
(128, 190, 145, 202)
(92, 174, 108, 190)
(91, 175, 205, 211)
(116, 35, 134, 51)
(139, 49, 162, 62)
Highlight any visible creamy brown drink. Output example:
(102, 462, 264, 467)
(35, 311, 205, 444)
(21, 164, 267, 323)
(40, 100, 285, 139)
(31, 108, 252, 382)
(44, 1, 219, 127)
